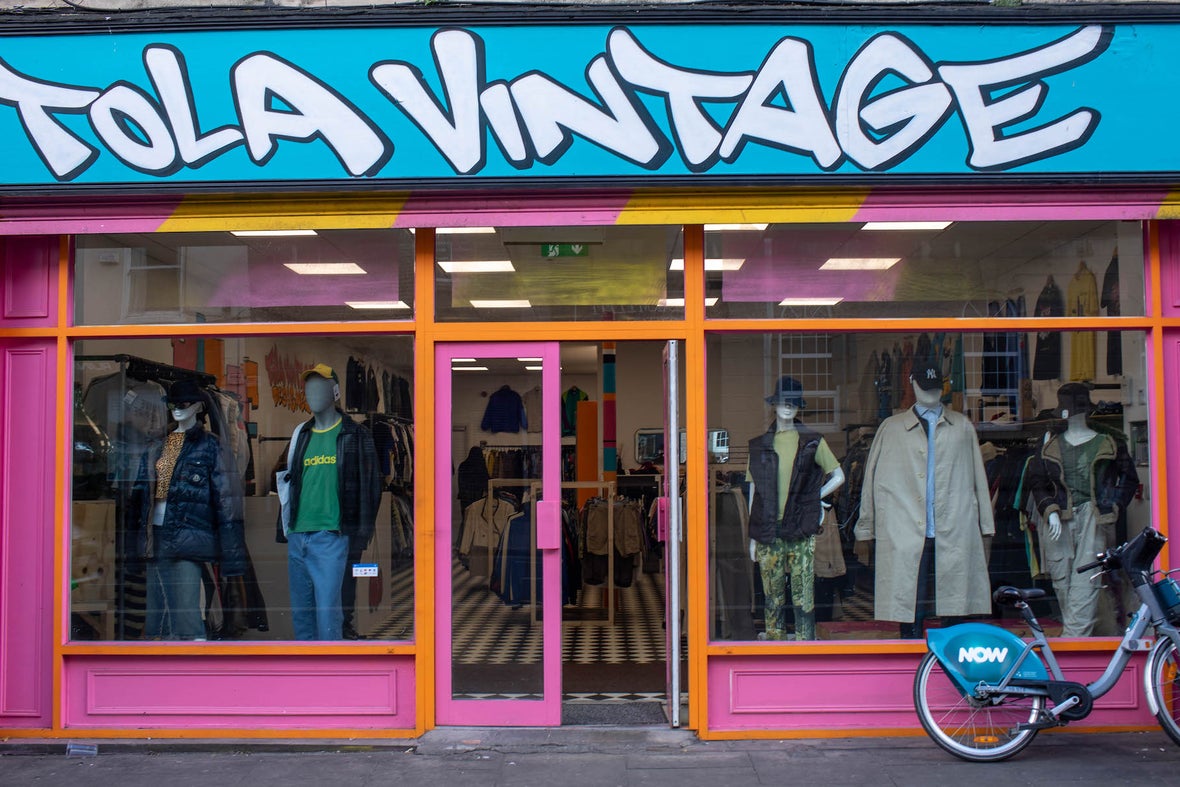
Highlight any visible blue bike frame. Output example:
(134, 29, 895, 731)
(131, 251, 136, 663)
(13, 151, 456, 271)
(928, 563, 1180, 724)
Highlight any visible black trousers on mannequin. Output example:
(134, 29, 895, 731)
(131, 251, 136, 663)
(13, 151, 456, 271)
(900, 538, 936, 639)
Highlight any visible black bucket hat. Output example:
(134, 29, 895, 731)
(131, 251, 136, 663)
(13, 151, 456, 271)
(765, 376, 806, 408)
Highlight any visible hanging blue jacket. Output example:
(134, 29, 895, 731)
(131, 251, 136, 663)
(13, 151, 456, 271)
(481, 385, 527, 433)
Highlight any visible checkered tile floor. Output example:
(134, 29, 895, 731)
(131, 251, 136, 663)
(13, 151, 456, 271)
(368, 559, 676, 666)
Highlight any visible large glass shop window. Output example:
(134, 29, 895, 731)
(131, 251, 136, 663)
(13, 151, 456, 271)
(74, 229, 415, 324)
(704, 221, 1145, 320)
(434, 225, 685, 321)
(71, 335, 415, 642)
(707, 328, 1150, 642)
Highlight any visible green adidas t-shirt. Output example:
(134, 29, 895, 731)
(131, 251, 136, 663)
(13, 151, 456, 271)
(292, 419, 342, 533)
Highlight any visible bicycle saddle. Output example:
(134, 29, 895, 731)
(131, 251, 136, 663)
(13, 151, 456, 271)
(992, 586, 1048, 606)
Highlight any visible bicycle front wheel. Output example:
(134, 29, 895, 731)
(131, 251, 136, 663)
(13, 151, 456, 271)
(914, 650, 1043, 762)
(1148, 638, 1180, 747)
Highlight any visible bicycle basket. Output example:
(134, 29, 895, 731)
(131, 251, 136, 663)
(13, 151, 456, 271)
(1155, 577, 1180, 624)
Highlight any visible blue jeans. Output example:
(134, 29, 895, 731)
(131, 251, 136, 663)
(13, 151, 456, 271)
(145, 556, 205, 640)
(288, 529, 348, 640)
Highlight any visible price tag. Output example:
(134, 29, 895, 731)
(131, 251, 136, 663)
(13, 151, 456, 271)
(352, 563, 379, 578)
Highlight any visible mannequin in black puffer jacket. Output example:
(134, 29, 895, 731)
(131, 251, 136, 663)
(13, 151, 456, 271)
(132, 379, 245, 640)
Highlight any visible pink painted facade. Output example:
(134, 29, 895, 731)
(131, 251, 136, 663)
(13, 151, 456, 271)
(1, 202, 1179, 738)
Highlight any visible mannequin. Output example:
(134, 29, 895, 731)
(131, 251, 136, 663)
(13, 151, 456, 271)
(140, 378, 246, 640)
(746, 377, 845, 641)
(1025, 382, 1138, 636)
(855, 361, 994, 638)
(282, 364, 382, 641)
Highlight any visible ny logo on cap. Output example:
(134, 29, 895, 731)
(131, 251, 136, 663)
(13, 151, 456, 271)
(926, 369, 937, 379)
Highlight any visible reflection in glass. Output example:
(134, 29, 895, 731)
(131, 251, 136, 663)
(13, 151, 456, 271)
(70, 335, 415, 642)
(707, 330, 1149, 642)
(705, 221, 1144, 319)
(451, 358, 544, 699)
(75, 229, 415, 324)
(435, 226, 684, 322)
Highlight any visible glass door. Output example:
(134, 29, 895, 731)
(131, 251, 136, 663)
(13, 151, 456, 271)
(434, 342, 561, 726)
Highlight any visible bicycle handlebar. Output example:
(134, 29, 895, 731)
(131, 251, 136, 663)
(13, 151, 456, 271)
(1075, 559, 1103, 574)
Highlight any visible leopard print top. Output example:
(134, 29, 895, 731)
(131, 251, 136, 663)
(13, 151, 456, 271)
(154, 431, 185, 500)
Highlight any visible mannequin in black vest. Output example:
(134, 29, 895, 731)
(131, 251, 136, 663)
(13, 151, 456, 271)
(746, 377, 844, 640)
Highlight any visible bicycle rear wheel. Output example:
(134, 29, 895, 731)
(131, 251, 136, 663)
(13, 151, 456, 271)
(1148, 639, 1180, 746)
(914, 650, 1043, 762)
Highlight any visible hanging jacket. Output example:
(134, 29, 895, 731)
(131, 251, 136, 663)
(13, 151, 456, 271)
(134, 424, 246, 576)
(481, 385, 527, 433)
(747, 421, 828, 543)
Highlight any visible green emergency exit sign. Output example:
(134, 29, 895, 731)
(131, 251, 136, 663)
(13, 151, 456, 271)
(542, 243, 589, 258)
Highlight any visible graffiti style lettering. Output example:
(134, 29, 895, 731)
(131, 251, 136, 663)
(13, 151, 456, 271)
(370, 29, 487, 175)
(939, 25, 1108, 170)
(509, 55, 669, 167)
(88, 82, 179, 174)
(231, 53, 392, 176)
(0, 57, 100, 180)
(834, 34, 953, 171)
(720, 36, 842, 168)
(144, 46, 245, 168)
(0, 24, 1111, 183)
(606, 27, 752, 171)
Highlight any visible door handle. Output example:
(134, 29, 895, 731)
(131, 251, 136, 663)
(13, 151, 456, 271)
(536, 499, 561, 550)
(656, 497, 669, 542)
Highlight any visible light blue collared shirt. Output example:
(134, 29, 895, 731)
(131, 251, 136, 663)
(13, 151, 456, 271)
(915, 404, 942, 538)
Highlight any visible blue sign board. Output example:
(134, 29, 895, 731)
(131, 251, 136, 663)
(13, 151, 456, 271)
(0, 21, 1173, 187)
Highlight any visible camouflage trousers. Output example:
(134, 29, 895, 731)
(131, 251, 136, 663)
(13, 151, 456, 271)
(755, 536, 816, 641)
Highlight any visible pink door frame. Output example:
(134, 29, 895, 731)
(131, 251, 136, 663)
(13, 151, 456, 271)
(433, 342, 561, 726)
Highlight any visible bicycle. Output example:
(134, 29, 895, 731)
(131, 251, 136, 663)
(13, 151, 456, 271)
(913, 526, 1180, 762)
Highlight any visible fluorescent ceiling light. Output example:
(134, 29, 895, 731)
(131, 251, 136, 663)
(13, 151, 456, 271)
(470, 299, 531, 308)
(820, 257, 900, 271)
(450, 358, 477, 363)
(704, 223, 768, 232)
(517, 357, 543, 362)
(438, 260, 516, 273)
(668, 257, 745, 271)
(345, 300, 409, 310)
(860, 221, 952, 231)
(525, 365, 543, 371)
(452, 366, 489, 371)
(436, 227, 497, 235)
(231, 229, 318, 237)
(658, 297, 719, 307)
(779, 297, 845, 306)
(284, 262, 366, 275)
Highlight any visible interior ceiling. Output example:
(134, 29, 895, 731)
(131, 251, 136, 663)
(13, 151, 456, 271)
(77, 221, 1125, 322)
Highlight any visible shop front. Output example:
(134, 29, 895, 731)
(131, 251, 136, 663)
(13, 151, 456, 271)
(2, 7, 1180, 740)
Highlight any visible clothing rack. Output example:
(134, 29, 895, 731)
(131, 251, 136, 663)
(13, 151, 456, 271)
(79, 354, 216, 387)
(538, 481, 619, 626)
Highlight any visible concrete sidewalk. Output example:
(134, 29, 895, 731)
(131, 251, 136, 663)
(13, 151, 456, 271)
(3, 727, 1180, 785)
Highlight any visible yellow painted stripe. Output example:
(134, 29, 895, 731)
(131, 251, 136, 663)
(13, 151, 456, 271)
(616, 187, 871, 224)
(1158, 190, 1180, 219)
(158, 193, 411, 232)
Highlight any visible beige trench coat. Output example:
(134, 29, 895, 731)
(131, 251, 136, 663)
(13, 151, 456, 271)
(854, 407, 994, 622)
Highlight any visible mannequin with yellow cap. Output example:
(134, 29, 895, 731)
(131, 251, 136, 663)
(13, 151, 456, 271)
(280, 364, 382, 641)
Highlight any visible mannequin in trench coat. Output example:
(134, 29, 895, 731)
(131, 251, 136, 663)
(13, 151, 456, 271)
(854, 368, 994, 633)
